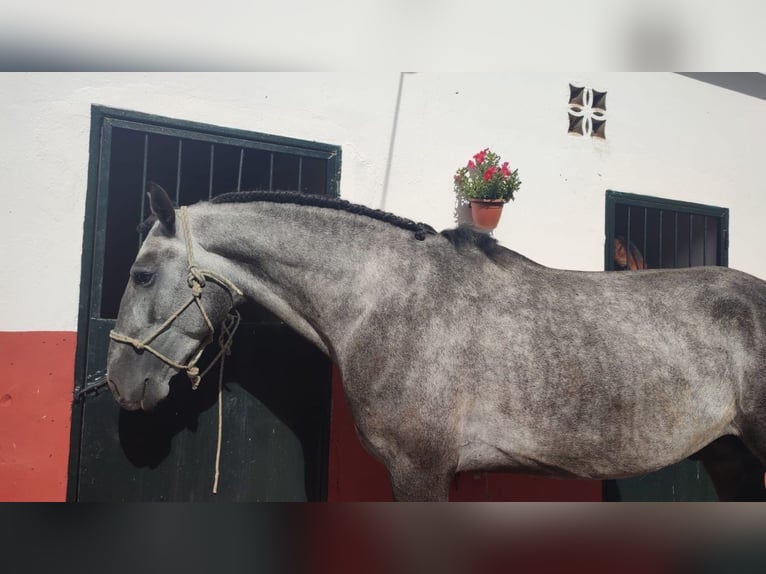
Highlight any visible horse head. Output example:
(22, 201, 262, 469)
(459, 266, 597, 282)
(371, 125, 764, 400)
(106, 183, 242, 411)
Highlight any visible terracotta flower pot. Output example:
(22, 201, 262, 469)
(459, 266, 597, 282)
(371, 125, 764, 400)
(469, 199, 506, 230)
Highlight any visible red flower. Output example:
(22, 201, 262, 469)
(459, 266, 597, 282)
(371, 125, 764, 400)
(473, 148, 488, 165)
(483, 167, 497, 181)
(467, 160, 476, 170)
(501, 162, 511, 177)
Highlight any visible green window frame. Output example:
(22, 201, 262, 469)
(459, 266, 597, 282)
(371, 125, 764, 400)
(605, 190, 729, 272)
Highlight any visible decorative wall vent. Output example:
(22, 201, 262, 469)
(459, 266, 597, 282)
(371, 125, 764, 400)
(568, 84, 606, 138)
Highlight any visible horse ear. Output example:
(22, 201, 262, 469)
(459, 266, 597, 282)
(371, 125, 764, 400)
(148, 182, 176, 236)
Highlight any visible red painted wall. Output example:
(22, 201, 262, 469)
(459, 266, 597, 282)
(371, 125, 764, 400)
(0, 332, 75, 501)
(327, 366, 603, 501)
(0, 334, 600, 502)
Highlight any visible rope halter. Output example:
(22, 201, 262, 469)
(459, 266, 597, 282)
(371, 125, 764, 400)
(109, 206, 244, 390)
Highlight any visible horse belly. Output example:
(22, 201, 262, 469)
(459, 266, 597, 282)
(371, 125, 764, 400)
(457, 381, 739, 480)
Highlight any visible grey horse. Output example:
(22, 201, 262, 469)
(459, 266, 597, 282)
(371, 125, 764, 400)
(106, 183, 766, 501)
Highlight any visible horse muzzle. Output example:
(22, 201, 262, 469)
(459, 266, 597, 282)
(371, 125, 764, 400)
(106, 376, 140, 410)
(106, 366, 166, 411)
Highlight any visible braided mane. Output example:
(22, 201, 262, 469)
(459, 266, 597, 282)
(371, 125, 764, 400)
(139, 190, 504, 260)
(211, 190, 437, 240)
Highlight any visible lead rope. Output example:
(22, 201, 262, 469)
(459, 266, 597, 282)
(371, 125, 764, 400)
(182, 206, 234, 495)
(180, 207, 245, 495)
(213, 353, 225, 494)
(182, 207, 227, 494)
(211, 307, 240, 494)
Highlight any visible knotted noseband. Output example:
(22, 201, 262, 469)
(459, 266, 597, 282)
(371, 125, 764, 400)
(109, 206, 243, 389)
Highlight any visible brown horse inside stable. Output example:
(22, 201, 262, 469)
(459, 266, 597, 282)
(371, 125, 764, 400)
(614, 235, 646, 271)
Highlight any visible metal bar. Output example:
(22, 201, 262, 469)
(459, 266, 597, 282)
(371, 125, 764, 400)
(605, 189, 728, 219)
(175, 139, 183, 204)
(138, 133, 149, 248)
(326, 148, 341, 197)
(674, 212, 678, 268)
(605, 194, 615, 271)
(643, 207, 648, 268)
(208, 144, 215, 199)
(689, 214, 693, 267)
(237, 148, 244, 192)
(107, 117, 332, 159)
(626, 206, 631, 270)
(658, 210, 663, 268)
(298, 156, 303, 193)
(89, 119, 114, 319)
(703, 215, 708, 265)
(73, 376, 109, 400)
(269, 153, 274, 191)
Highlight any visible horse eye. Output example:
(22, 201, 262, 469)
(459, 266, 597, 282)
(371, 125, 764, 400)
(132, 271, 155, 286)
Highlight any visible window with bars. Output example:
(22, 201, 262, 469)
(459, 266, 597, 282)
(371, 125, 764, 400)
(605, 191, 729, 272)
(95, 107, 342, 320)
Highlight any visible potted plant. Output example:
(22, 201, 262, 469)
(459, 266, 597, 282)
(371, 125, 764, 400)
(453, 147, 521, 230)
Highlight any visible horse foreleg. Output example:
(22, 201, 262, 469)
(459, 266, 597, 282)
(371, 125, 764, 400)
(388, 461, 453, 502)
(352, 421, 454, 501)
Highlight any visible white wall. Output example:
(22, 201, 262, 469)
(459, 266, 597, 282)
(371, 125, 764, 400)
(385, 73, 766, 273)
(1, 73, 764, 331)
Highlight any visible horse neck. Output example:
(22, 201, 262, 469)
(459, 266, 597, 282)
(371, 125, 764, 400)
(193, 201, 419, 354)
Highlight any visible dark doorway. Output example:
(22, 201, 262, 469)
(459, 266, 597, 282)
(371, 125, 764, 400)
(69, 106, 342, 501)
